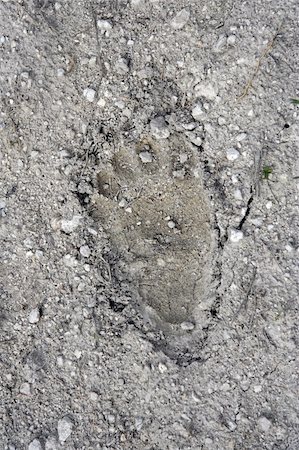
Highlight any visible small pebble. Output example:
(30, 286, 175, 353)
(119, 198, 128, 208)
(150, 116, 170, 139)
(234, 189, 243, 200)
(107, 414, 116, 424)
(170, 8, 190, 30)
(80, 245, 91, 258)
(180, 321, 195, 331)
(90, 391, 98, 401)
(167, 220, 176, 229)
(230, 229, 244, 243)
(191, 104, 204, 121)
(139, 151, 153, 163)
(20, 382, 31, 395)
(158, 363, 167, 373)
(83, 88, 96, 103)
(74, 349, 82, 359)
(45, 436, 59, 450)
(213, 34, 226, 52)
(58, 416, 74, 443)
(63, 254, 78, 267)
(227, 35, 236, 45)
(89, 56, 97, 67)
(97, 19, 112, 33)
(135, 417, 143, 431)
(258, 416, 272, 432)
(182, 122, 197, 130)
(195, 83, 218, 100)
(187, 133, 202, 147)
(253, 385, 262, 393)
(266, 201, 272, 209)
(28, 439, 42, 450)
(29, 308, 40, 324)
(116, 58, 129, 73)
(57, 68, 65, 77)
(97, 98, 106, 108)
(236, 132, 247, 142)
(61, 215, 81, 233)
(179, 153, 188, 163)
(226, 148, 240, 161)
(218, 116, 226, 125)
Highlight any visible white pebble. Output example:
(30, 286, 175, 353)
(63, 254, 78, 267)
(218, 116, 226, 125)
(191, 104, 204, 121)
(213, 34, 226, 52)
(80, 245, 91, 258)
(194, 82, 218, 100)
(139, 151, 153, 163)
(58, 416, 74, 443)
(167, 220, 176, 229)
(28, 439, 42, 450)
(29, 308, 40, 324)
(258, 416, 272, 432)
(227, 35, 236, 45)
(20, 382, 31, 395)
(179, 153, 188, 163)
(234, 189, 243, 200)
(187, 133, 202, 147)
(119, 198, 128, 208)
(83, 88, 96, 103)
(107, 414, 116, 423)
(150, 116, 170, 139)
(135, 417, 143, 431)
(180, 321, 195, 331)
(57, 68, 65, 77)
(74, 349, 82, 359)
(266, 201, 272, 209)
(90, 391, 98, 401)
(171, 8, 190, 30)
(181, 122, 197, 130)
(97, 98, 106, 108)
(61, 215, 81, 233)
(226, 148, 240, 161)
(236, 132, 247, 142)
(45, 436, 59, 450)
(116, 58, 129, 73)
(230, 229, 244, 242)
(89, 56, 97, 67)
(97, 19, 112, 33)
(158, 363, 167, 373)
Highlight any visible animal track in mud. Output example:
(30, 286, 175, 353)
(93, 135, 214, 329)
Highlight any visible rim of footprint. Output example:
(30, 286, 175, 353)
(92, 129, 214, 332)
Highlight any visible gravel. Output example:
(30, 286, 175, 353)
(1, 1, 298, 449)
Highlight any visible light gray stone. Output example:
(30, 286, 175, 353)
(58, 416, 74, 443)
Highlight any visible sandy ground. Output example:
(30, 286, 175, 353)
(1, 1, 299, 449)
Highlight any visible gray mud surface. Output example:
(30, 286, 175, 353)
(0, 1, 298, 449)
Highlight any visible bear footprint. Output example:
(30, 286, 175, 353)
(93, 136, 213, 329)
